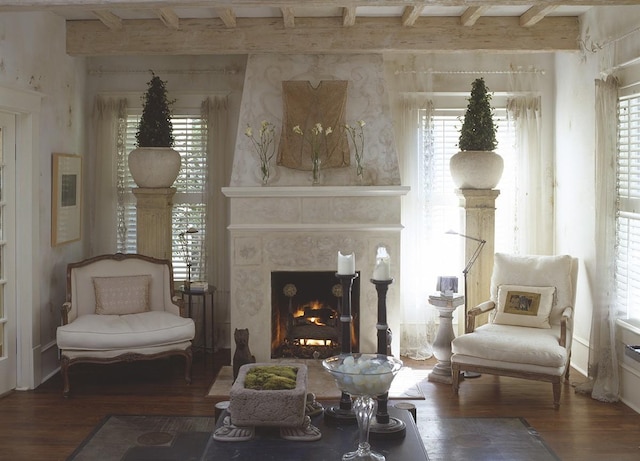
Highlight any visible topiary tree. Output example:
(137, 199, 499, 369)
(458, 78, 498, 152)
(135, 72, 175, 147)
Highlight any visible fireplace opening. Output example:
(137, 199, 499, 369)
(271, 271, 360, 359)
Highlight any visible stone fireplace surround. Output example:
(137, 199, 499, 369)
(224, 186, 408, 363)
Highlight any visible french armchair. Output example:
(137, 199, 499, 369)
(451, 252, 579, 409)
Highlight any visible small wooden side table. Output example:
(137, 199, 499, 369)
(427, 293, 465, 384)
(178, 284, 216, 353)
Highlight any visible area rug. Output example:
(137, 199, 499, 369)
(206, 360, 427, 400)
(417, 417, 560, 461)
(66, 415, 214, 461)
(68, 414, 559, 461)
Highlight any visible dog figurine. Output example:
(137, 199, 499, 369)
(232, 328, 256, 381)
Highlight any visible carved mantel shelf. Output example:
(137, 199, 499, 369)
(222, 185, 410, 198)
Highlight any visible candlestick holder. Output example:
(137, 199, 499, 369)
(369, 278, 407, 440)
(324, 272, 359, 425)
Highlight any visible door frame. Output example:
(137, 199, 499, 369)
(0, 86, 42, 390)
(0, 112, 16, 395)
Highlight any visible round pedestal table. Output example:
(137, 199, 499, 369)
(427, 294, 465, 384)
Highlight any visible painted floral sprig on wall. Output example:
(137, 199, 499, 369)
(344, 120, 366, 177)
(293, 122, 333, 184)
(245, 120, 276, 185)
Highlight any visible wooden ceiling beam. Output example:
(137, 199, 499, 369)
(460, 6, 490, 26)
(66, 16, 580, 56)
(2, 0, 638, 10)
(520, 5, 558, 27)
(92, 10, 122, 29)
(343, 6, 356, 27)
(157, 7, 179, 29)
(401, 6, 424, 27)
(281, 7, 295, 28)
(215, 7, 237, 28)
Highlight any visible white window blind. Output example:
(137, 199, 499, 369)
(616, 93, 640, 320)
(426, 110, 516, 254)
(121, 114, 208, 282)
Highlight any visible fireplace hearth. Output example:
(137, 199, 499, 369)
(271, 271, 360, 359)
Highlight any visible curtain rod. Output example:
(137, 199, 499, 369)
(88, 68, 240, 76)
(394, 68, 545, 76)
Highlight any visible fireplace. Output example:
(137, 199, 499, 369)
(224, 54, 407, 363)
(271, 271, 360, 359)
(223, 186, 406, 363)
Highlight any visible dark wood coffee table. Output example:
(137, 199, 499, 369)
(200, 403, 428, 460)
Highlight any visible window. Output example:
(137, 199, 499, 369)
(119, 114, 207, 282)
(425, 109, 516, 254)
(616, 93, 640, 320)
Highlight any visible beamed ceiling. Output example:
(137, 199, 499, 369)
(1, 1, 638, 55)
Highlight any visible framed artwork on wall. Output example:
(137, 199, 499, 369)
(52, 153, 82, 246)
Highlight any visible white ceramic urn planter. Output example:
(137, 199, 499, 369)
(449, 150, 504, 190)
(128, 147, 181, 188)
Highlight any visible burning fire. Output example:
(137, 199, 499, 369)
(293, 300, 328, 326)
(272, 296, 349, 357)
(299, 339, 334, 346)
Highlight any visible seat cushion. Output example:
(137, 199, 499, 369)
(57, 311, 195, 351)
(451, 323, 567, 369)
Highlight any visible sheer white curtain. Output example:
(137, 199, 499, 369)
(506, 95, 553, 254)
(201, 96, 231, 350)
(398, 95, 438, 360)
(576, 76, 620, 402)
(92, 96, 127, 255)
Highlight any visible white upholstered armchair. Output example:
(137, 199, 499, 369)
(56, 253, 195, 397)
(451, 253, 579, 409)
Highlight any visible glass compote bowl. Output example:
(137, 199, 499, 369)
(323, 353, 403, 461)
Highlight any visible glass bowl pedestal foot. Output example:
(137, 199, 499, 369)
(343, 395, 385, 461)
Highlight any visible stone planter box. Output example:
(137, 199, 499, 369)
(229, 363, 308, 428)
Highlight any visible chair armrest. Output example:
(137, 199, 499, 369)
(172, 295, 188, 318)
(467, 301, 495, 333)
(560, 307, 573, 347)
(60, 302, 71, 325)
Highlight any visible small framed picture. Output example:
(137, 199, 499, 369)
(504, 291, 541, 316)
(52, 153, 82, 246)
(436, 276, 459, 295)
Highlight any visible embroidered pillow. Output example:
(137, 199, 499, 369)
(93, 275, 151, 315)
(493, 285, 556, 329)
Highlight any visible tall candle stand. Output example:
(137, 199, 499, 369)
(369, 278, 407, 439)
(324, 272, 359, 425)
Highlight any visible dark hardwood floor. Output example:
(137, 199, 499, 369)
(0, 350, 639, 460)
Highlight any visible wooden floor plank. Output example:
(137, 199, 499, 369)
(0, 351, 638, 460)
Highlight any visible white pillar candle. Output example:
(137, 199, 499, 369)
(372, 246, 391, 280)
(337, 251, 356, 275)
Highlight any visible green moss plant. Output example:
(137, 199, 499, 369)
(244, 366, 298, 390)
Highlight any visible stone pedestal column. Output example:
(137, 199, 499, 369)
(427, 294, 465, 384)
(132, 187, 176, 261)
(455, 189, 500, 335)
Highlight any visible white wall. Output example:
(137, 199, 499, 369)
(0, 12, 86, 386)
(554, 6, 640, 409)
(553, 50, 597, 377)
